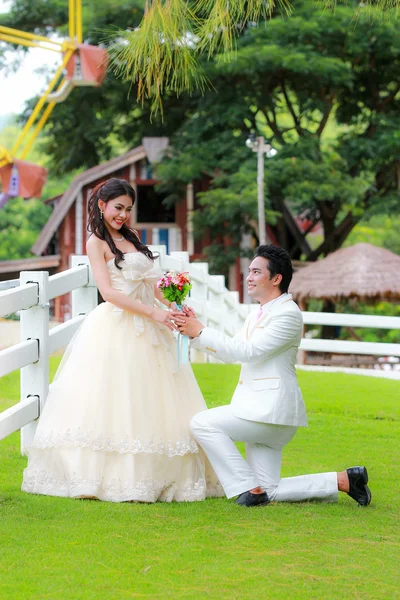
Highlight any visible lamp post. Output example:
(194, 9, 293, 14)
(246, 134, 277, 246)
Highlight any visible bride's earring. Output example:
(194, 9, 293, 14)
(100, 209, 103, 220)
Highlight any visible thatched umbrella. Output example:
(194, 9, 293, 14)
(291, 243, 400, 366)
(290, 243, 400, 305)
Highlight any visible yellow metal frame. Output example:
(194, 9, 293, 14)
(0, 145, 13, 165)
(0, 0, 82, 169)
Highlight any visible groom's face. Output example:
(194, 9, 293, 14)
(247, 256, 281, 301)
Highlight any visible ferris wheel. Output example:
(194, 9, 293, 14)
(0, 0, 108, 207)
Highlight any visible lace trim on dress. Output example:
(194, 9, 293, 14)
(22, 471, 222, 502)
(29, 429, 200, 457)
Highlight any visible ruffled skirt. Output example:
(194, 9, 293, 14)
(22, 302, 223, 502)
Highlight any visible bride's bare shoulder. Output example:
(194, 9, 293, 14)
(86, 234, 107, 257)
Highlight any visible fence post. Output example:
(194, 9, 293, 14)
(20, 271, 49, 455)
(168, 227, 182, 252)
(208, 275, 225, 331)
(70, 255, 98, 317)
(149, 245, 167, 271)
(297, 300, 307, 365)
(190, 262, 209, 308)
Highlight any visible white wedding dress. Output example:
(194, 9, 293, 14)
(22, 252, 223, 502)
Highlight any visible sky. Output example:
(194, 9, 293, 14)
(0, 0, 60, 117)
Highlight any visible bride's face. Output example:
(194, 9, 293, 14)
(100, 195, 133, 230)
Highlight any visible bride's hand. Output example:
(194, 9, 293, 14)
(150, 307, 178, 331)
(170, 309, 186, 326)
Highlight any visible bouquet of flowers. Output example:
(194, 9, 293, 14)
(157, 271, 192, 366)
(156, 271, 192, 307)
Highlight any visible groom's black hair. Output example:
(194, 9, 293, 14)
(254, 245, 293, 293)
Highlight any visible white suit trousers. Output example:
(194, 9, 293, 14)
(190, 405, 338, 502)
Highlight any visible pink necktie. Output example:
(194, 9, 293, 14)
(256, 306, 263, 321)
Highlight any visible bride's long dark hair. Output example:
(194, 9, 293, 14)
(87, 178, 156, 269)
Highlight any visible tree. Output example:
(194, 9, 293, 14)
(156, 3, 400, 273)
(346, 214, 400, 256)
(0, 196, 51, 260)
(108, 0, 399, 115)
(1, 1, 399, 270)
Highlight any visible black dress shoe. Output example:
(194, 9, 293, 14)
(346, 466, 371, 506)
(235, 490, 270, 507)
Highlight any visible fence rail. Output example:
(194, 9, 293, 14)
(300, 338, 400, 357)
(300, 311, 400, 359)
(0, 282, 38, 317)
(0, 396, 39, 441)
(302, 311, 400, 330)
(0, 339, 38, 378)
(0, 279, 19, 292)
(48, 265, 89, 300)
(48, 315, 86, 354)
(1, 248, 399, 454)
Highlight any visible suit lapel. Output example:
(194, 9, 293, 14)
(244, 314, 252, 341)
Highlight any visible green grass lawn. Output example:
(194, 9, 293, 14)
(1, 360, 399, 600)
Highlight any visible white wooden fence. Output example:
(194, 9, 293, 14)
(1, 247, 399, 454)
(300, 312, 400, 360)
(0, 256, 97, 453)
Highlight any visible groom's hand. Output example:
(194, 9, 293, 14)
(171, 312, 205, 338)
(179, 317, 205, 338)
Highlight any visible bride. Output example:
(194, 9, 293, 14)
(22, 177, 222, 502)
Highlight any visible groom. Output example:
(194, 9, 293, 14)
(174, 245, 371, 508)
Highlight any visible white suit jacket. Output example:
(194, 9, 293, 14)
(192, 293, 307, 427)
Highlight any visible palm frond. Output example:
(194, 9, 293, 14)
(194, 0, 292, 57)
(108, 0, 207, 117)
(316, 0, 399, 16)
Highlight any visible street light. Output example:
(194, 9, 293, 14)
(245, 134, 277, 245)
